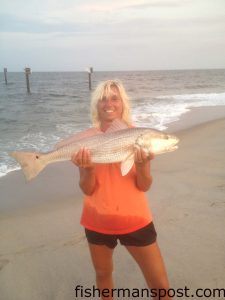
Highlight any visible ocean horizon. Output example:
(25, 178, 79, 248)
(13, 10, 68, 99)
(2, 67, 225, 72)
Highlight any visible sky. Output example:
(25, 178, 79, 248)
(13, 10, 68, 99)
(0, 0, 225, 71)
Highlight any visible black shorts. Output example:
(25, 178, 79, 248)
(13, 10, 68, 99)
(85, 222, 157, 249)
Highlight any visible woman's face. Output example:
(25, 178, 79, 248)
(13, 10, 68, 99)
(97, 86, 123, 125)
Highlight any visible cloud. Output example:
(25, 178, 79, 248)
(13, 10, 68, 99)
(0, 0, 189, 28)
(1, 0, 225, 71)
(121, 0, 188, 10)
(0, 13, 91, 34)
(79, 0, 186, 12)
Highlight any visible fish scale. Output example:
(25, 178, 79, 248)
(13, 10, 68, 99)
(43, 127, 168, 164)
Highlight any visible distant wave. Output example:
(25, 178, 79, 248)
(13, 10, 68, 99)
(48, 93, 67, 97)
(133, 92, 225, 130)
(48, 93, 79, 98)
(156, 92, 225, 101)
(183, 84, 218, 89)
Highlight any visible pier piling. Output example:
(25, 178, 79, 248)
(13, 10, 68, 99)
(4, 68, 8, 85)
(24, 67, 31, 93)
(87, 67, 93, 90)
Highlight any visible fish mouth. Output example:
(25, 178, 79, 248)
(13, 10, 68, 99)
(171, 145, 178, 151)
(172, 138, 179, 149)
(163, 144, 178, 153)
(167, 135, 179, 152)
(168, 135, 179, 145)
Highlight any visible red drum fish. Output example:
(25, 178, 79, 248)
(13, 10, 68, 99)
(10, 120, 179, 181)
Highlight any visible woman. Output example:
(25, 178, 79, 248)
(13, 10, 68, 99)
(71, 80, 171, 300)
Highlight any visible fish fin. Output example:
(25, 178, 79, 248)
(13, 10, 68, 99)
(121, 154, 134, 176)
(54, 128, 102, 149)
(9, 151, 46, 181)
(105, 119, 128, 133)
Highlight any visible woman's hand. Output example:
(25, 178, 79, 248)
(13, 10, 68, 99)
(134, 148, 154, 192)
(71, 147, 96, 195)
(134, 148, 154, 166)
(71, 147, 94, 169)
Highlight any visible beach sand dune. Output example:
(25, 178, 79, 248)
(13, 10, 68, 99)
(0, 117, 225, 300)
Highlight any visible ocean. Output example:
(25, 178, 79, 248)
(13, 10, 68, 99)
(1, 69, 225, 178)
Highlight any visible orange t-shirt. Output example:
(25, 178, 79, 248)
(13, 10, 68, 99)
(80, 162, 153, 234)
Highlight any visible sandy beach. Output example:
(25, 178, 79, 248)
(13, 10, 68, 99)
(1, 107, 225, 300)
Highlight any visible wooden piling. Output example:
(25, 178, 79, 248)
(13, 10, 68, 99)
(87, 67, 93, 90)
(4, 68, 8, 85)
(24, 67, 31, 93)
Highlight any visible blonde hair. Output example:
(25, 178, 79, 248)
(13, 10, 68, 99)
(90, 79, 132, 128)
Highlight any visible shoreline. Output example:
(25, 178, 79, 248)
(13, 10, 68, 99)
(167, 105, 225, 132)
(1, 105, 225, 181)
(1, 106, 225, 300)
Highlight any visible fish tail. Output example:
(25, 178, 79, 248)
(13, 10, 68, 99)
(9, 151, 46, 181)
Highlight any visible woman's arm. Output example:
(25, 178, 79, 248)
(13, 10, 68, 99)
(134, 148, 154, 192)
(71, 147, 96, 196)
(72, 147, 153, 194)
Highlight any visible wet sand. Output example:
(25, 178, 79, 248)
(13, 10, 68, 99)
(0, 107, 225, 299)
